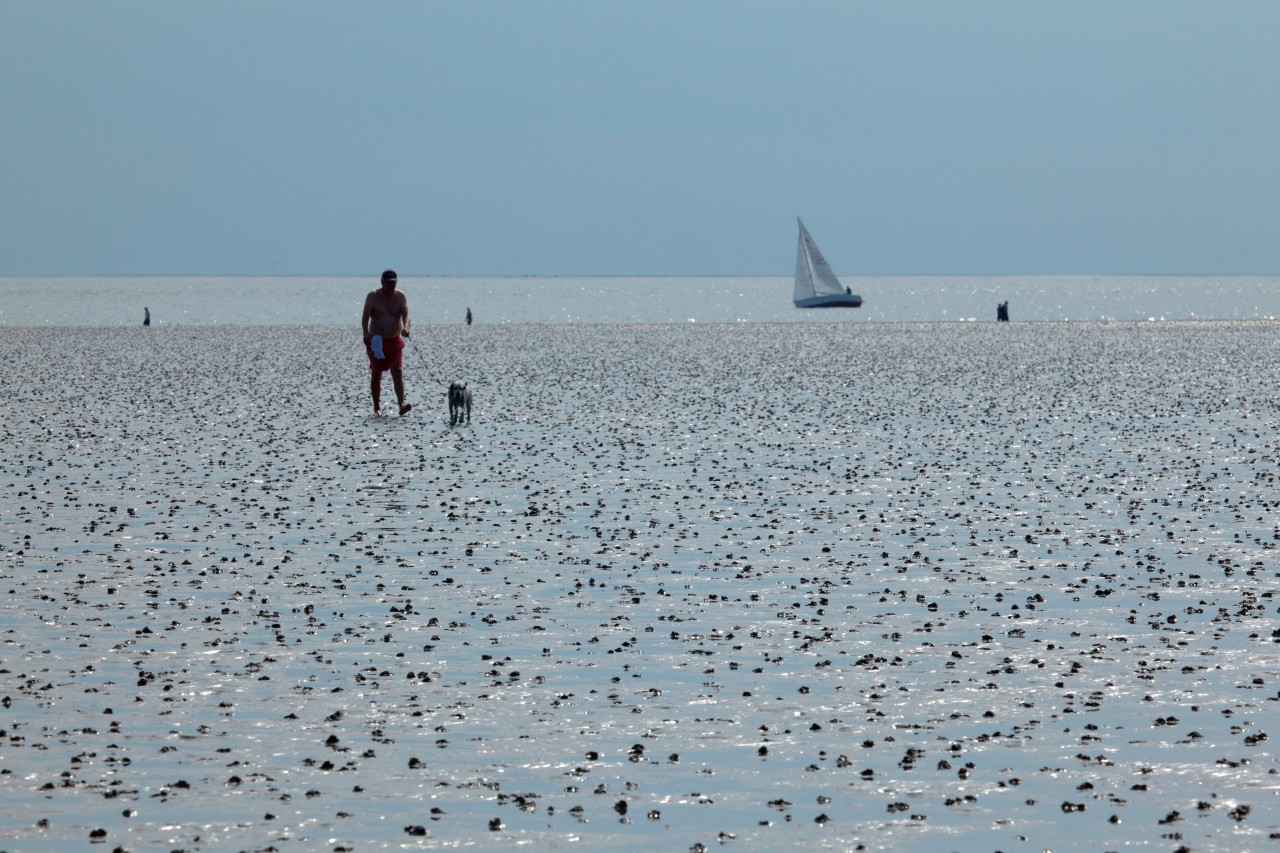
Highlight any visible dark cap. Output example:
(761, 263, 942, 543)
(381, 269, 397, 284)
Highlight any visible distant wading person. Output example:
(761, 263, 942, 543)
(362, 269, 413, 416)
(143, 307, 150, 326)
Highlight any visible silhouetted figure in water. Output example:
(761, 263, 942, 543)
(144, 307, 150, 326)
(466, 307, 473, 325)
(997, 301, 1009, 322)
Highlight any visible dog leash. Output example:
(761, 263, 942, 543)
(405, 333, 446, 386)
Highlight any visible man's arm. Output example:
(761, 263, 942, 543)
(361, 294, 373, 341)
(401, 294, 411, 337)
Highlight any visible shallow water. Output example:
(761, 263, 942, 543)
(1, 322, 1278, 851)
(3, 273, 1280, 326)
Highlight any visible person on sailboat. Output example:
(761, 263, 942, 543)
(362, 269, 413, 416)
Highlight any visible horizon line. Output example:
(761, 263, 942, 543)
(3, 271, 1279, 279)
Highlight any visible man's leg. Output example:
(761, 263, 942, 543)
(370, 370, 383, 415)
(391, 368, 411, 415)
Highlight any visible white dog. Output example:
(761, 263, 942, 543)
(448, 381, 472, 425)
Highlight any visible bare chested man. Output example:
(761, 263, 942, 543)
(361, 269, 413, 416)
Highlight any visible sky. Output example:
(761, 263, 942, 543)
(2, 1, 1279, 276)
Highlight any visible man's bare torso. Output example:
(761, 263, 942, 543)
(363, 289, 409, 339)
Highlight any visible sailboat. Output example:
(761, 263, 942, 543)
(794, 218, 862, 308)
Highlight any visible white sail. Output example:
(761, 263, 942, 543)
(794, 218, 862, 308)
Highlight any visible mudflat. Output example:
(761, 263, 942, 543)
(2, 322, 1276, 851)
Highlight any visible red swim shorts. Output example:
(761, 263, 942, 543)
(366, 335, 405, 372)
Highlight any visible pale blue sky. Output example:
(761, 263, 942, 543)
(2, 1, 1278, 275)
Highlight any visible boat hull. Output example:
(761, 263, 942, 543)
(794, 294, 863, 308)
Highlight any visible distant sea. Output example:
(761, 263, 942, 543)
(2, 274, 1279, 326)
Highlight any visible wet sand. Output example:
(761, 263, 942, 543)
(1, 322, 1277, 851)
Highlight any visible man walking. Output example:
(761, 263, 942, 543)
(362, 269, 413, 416)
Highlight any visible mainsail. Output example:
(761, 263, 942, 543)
(795, 218, 848, 301)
